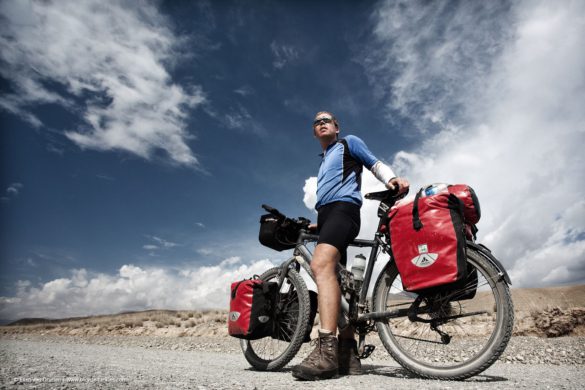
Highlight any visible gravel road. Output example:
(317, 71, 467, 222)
(1, 335, 583, 389)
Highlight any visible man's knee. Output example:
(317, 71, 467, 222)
(311, 244, 339, 279)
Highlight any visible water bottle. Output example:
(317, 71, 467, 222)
(423, 183, 448, 197)
(351, 254, 366, 292)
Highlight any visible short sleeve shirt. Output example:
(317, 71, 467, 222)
(315, 135, 378, 210)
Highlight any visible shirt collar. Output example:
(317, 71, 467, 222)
(318, 140, 338, 157)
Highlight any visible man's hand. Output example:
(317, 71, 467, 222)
(387, 177, 410, 194)
(308, 223, 318, 232)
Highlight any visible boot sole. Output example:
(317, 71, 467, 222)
(338, 368, 363, 376)
(292, 368, 338, 381)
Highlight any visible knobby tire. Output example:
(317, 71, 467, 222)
(373, 247, 514, 380)
(240, 267, 310, 371)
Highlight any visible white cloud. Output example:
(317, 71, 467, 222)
(5, 182, 23, 196)
(0, 0, 205, 167)
(302, 177, 318, 212)
(2, 182, 23, 202)
(234, 86, 254, 96)
(150, 236, 179, 249)
(304, 0, 585, 288)
(270, 41, 299, 69)
(222, 104, 266, 136)
(362, 0, 513, 133)
(0, 258, 276, 320)
(225, 104, 253, 129)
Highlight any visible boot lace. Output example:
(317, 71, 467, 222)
(304, 337, 322, 364)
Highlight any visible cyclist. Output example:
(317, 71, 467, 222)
(292, 111, 409, 380)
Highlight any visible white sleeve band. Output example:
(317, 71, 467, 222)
(371, 161, 396, 186)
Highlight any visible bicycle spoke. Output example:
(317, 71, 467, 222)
(377, 252, 511, 373)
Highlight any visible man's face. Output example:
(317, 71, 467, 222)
(313, 113, 338, 141)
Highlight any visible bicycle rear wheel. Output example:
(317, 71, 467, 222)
(240, 266, 310, 371)
(373, 247, 514, 380)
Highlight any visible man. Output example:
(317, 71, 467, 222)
(292, 111, 409, 381)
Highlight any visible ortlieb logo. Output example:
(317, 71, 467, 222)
(229, 311, 240, 321)
(411, 244, 438, 268)
(258, 315, 270, 323)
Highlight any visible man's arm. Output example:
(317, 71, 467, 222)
(345, 135, 409, 194)
(371, 160, 396, 186)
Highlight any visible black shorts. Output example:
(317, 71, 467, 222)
(317, 201, 361, 266)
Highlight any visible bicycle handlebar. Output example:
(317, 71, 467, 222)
(261, 204, 286, 220)
(364, 186, 407, 201)
(261, 186, 406, 236)
(261, 204, 311, 230)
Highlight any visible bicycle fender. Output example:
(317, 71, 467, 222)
(466, 241, 512, 285)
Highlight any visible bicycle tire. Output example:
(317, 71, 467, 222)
(240, 267, 310, 371)
(373, 247, 514, 380)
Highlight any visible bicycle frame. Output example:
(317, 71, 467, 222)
(277, 230, 409, 329)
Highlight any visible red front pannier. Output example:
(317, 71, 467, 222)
(388, 184, 479, 292)
(228, 277, 277, 340)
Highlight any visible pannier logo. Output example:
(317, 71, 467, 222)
(229, 311, 240, 321)
(411, 244, 438, 268)
(258, 315, 270, 323)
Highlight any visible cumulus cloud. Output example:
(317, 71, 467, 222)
(0, 0, 205, 167)
(302, 177, 318, 212)
(305, 0, 585, 288)
(0, 258, 276, 320)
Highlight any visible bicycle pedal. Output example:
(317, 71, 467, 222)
(358, 344, 375, 359)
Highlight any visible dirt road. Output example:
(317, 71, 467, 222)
(1, 336, 583, 389)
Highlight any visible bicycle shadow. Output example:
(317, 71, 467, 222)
(362, 364, 509, 383)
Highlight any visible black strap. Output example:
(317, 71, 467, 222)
(231, 280, 245, 300)
(412, 190, 423, 231)
(231, 275, 260, 299)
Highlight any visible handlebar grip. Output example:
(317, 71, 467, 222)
(261, 204, 286, 220)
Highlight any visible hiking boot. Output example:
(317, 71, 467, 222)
(291, 330, 338, 380)
(338, 338, 362, 375)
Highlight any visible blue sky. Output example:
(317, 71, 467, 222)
(1, 0, 584, 319)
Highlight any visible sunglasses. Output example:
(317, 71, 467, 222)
(313, 117, 334, 127)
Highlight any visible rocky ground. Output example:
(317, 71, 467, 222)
(1, 285, 583, 388)
(1, 333, 584, 366)
(1, 334, 583, 389)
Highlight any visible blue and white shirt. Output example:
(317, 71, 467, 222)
(316, 135, 395, 209)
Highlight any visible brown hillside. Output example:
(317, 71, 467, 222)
(1, 285, 583, 338)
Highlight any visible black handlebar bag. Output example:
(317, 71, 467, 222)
(259, 214, 297, 251)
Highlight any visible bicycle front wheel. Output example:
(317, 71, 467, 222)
(240, 266, 310, 371)
(373, 247, 514, 380)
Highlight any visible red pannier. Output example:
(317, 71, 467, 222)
(228, 277, 277, 340)
(448, 184, 481, 225)
(387, 184, 479, 292)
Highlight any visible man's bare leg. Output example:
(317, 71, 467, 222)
(291, 242, 341, 380)
(311, 243, 341, 333)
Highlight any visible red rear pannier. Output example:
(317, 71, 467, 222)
(388, 188, 467, 292)
(448, 184, 481, 225)
(228, 278, 276, 340)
